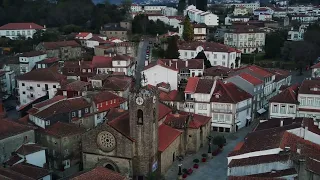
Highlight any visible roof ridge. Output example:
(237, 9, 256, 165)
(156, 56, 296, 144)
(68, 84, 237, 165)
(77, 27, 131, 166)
(219, 80, 236, 103)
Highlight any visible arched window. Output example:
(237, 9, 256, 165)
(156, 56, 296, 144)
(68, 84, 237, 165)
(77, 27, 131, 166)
(153, 108, 156, 123)
(105, 164, 115, 171)
(137, 109, 143, 125)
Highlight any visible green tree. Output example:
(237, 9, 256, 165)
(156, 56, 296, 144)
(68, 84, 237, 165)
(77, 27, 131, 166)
(165, 36, 180, 59)
(196, 0, 207, 11)
(178, 0, 186, 15)
(194, 50, 211, 68)
(265, 30, 287, 59)
(182, 15, 194, 41)
(212, 135, 226, 148)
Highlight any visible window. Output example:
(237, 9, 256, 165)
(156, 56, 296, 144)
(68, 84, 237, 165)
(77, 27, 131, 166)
(17, 31, 20, 35)
(213, 114, 218, 121)
(214, 54, 217, 59)
(316, 98, 320, 106)
(191, 52, 194, 57)
(137, 109, 143, 125)
(214, 61, 217, 65)
(307, 97, 313, 106)
(22, 91, 26, 94)
(117, 61, 120, 65)
(72, 112, 76, 117)
(53, 85, 56, 88)
(218, 114, 224, 122)
(82, 69, 86, 73)
(110, 100, 113, 104)
(272, 104, 278, 113)
(88, 69, 91, 73)
(6, 31, 9, 35)
(85, 108, 89, 113)
(12, 31, 15, 36)
(222, 55, 226, 59)
(114, 99, 116, 103)
(22, 31, 25, 35)
(46, 121, 50, 125)
(225, 115, 231, 122)
(37, 84, 40, 87)
(198, 103, 207, 110)
(254, 88, 256, 92)
(27, 30, 30, 35)
(64, 149, 69, 156)
(222, 62, 226, 66)
(280, 105, 286, 114)
(184, 52, 187, 57)
(106, 101, 108, 105)
(288, 105, 295, 114)
(22, 83, 25, 86)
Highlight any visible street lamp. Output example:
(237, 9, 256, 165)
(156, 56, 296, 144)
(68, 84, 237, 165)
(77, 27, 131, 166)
(177, 156, 183, 180)
(207, 136, 212, 158)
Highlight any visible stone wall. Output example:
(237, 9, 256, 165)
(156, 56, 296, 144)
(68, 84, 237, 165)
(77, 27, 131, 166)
(159, 135, 182, 174)
(0, 130, 35, 163)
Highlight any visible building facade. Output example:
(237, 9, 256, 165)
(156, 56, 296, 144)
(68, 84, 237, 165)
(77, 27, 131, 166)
(0, 23, 45, 39)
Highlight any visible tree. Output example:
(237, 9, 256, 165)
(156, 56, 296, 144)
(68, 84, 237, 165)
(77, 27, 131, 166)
(165, 36, 180, 59)
(178, 0, 186, 15)
(194, 50, 211, 68)
(212, 135, 226, 148)
(304, 23, 320, 47)
(182, 15, 194, 41)
(196, 0, 207, 11)
(265, 30, 287, 59)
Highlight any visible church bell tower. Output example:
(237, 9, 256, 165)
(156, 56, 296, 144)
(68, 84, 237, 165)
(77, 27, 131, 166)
(129, 87, 159, 178)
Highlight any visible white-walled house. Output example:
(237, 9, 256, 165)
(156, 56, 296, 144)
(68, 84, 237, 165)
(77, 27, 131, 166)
(15, 143, 47, 168)
(161, 7, 178, 16)
(269, 85, 299, 119)
(287, 26, 306, 41)
(142, 58, 204, 90)
(184, 5, 219, 26)
(297, 79, 320, 119)
(19, 51, 47, 74)
(311, 62, 320, 78)
(253, 7, 274, 16)
(181, 78, 252, 132)
(178, 23, 207, 41)
(224, 25, 266, 54)
(0, 23, 45, 39)
(233, 7, 249, 16)
(225, 16, 250, 25)
(258, 13, 272, 21)
(130, 4, 142, 12)
(167, 16, 184, 28)
(16, 68, 66, 106)
(178, 41, 241, 68)
(226, 1, 260, 13)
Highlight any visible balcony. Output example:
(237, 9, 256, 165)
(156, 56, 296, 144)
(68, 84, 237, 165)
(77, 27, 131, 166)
(248, 38, 255, 41)
(212, 108, 232, 113)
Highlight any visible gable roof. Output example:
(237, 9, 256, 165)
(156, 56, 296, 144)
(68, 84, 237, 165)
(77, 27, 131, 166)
(16, 68, 66, 82)
(211, 80, 252, 103)
(0, 23, 44, 30)
(0, 119, 35, 140)
(158, 124, 182, 152)
(238, 72, 264, 85)
(107, 111, 134, 141)
(204, 65, 233, 77)
(39, 121, 85, 138)
(158, 103, 173, 120)
(92, 91, 124, 103)
(71, 166, 126, 180)
(178, 41, 239, 53)
(311, 62, 320, 69)
(60, 80, 91, 92)
(298, 79, 320, 95)
(92, 56, 113, 68)
(102, 76, 133, 91)
(9, 163, 51, 179)
(269, 86, 299, 104)
(21, 51, 46, 57)
(234, 65, 273, 78)
(16, 143, 46, 156)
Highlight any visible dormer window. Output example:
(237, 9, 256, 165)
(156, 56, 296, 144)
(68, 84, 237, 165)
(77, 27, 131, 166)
(82, 69, 86, 73)
(215, 94, 220, 98)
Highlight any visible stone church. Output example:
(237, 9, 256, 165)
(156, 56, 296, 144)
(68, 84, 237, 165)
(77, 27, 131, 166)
(81, 87, 211, 179)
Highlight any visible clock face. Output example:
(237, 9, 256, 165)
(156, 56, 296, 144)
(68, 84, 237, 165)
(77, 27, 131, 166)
(97, 131, 116, 152)
(153, 96, 156, 103)
(136, 97, 144, 105)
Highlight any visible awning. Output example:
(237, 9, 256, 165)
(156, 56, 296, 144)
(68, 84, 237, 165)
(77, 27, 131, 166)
(257, 108, 266, 114)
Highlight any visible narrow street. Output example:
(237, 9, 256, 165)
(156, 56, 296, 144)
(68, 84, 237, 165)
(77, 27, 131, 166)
(135, 40, 149, 86)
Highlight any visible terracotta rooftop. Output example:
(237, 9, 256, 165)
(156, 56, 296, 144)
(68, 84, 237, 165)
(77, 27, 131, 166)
(238, 72, 264, 86)
(21, 51, 46, 57)
(92, 56, 112, 68)
(229, 176, 283, 180)
(107, 111, 134, 141)
(179, 111, 211, 129)
(269, 86, 299, 104)
(185, 77, 214, 94)
(90, 74, 110, 81)
(248, 168, 297, 178)
(0, 166, 34, 180)
(158, 103, 172, 121)
(0, 119, 35, 140)
(211, 80, 252, 104)
(92, 91, 124, 103)
(75, 32, 91, 38)
(4, 155, 23, 166)
(39, 121, 85, 138)
(311, 62, 320, 69)
(234, 65, 273, 78)
(33, 95, 65, 110)
(268, 69, 291, 82)
(204, 65, 233, 77)
(60, 80, 91, 92)
(71, 166, 127, 180)
(254, 118, 304, 132)
(158, 124, 182, 152)
(307, 157, 320, 175)
(9, 163, 50, 179)
(37, 57, 59, 64)
(229, 154, 290, 167)
(0, 23, 44, 30)
(102, 76, 133, 91)
(33, 97, 90, 119)
(178, 41, 239, 53)
(16, 68, 66, 82)
(41, 40, 80, 50)
(298, 79, 320, 95)
(16, 143, 46, 156)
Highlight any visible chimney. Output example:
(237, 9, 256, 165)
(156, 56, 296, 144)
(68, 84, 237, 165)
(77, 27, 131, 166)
(169, 60, 172, 67)
(78, 61, 81, 66)
(176, 61, 178, 69)
(109, 53, 112, 57)
(280, 119, 284, 127)
(185, 60, 188, 67)
(44, 25, 46, 29)
(30, 25, 32, 29)
(297, 144, 301, 154)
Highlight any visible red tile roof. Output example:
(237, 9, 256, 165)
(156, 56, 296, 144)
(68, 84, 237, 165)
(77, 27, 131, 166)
(4, 155, 23, 166)
(159, 90, 179, 101)
(10, 163, 51, 179)
(60, 80, 91, 91)
(234, 65, 273, 78)
(40, 121, 85, 138)
(75, 32, 91, 38)
(238, 73, 264, 85)
(255, 7, 270, 11)
(33, 95, 65, 109)
(16, 143, 46, 156)
(158, 103, 172, 120)
(41, 40, 80, 50)
(143, 60, 179, 72)
(311, 62, 320, 69)
(248, 168, 297, 178)
(179, 111, 211, 129)
(38, 57, 59, 64)
(102, 76, 133, 91)
(0, 167, 33, 180)
(156, 59, 204, 70)
(16, 68, 66, 82)
(21, 51, 46, 57)
(107, 111, 134, 141)
(71, 166, 127, 180)
(254, 118, 304, 132)
(298, 79, 320, 95)
(0, 119, 35, 140)
(269, 86, 299, 104)
(158, 124, 182, 152)
(204, 65, 233, 77)
(92, 56, 113, 68)
(229, 176, 282, 180)
(228, 154, 290, 167)
(211, 80, 252, 103)
(33, 97, 91, 119)
(185, 77, 199, 93)
(307, 158, 320, 175)
(178, 41, 239, 53)
(0, 23, 44, 30)
(93, 91, 123, 103)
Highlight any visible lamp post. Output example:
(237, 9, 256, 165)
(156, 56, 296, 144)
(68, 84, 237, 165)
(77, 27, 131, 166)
(177, 156, 183, 180)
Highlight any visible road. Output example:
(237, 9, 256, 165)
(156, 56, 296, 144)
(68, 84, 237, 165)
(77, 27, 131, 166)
(290, 69, 311, 85)
(135, 40, 150, 87)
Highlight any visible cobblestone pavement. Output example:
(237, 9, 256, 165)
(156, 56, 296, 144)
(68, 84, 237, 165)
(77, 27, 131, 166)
(164, 124, 256, 180)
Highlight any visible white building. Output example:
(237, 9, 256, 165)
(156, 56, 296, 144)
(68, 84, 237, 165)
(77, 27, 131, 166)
(311, 62, 320, 78)
(178, 23, 207, 41)
(147, 14, 169, 24)
(92, 54, 135, 76)
(233, 6, 249, 16)
(184, 5, 219, 26)
(269, 85, 299, 119)
(226, 1, 260, 13)
(258, 13, 272, 21)
(225, 16, 250, 25)
(178, 41, 241, 68)
(167, 16, 185, 28)
(130, 4, 142, 12)
(142, 59, 204, 90)
(181, 78, 252, 132)
(15, 143, 47, 168)
(287, 26, 306, 41)
(297, 79, 320, 119)
(253, 7, 274, 16)
(144, 5, 166, 12)
(0, 23, 45, 39)
(75, 32, 107, 48)
(16, 68, 66, 106)
(224, 25, 266, 54)
(161, 7, 178, 16)
(291, 14, 319, 23)
(19, 51, 47, 74)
